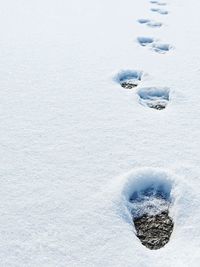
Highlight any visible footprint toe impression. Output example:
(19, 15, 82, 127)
(137, 87, 170, 110)
(129, 177, 174, 249)
(115, 70, 143, 89)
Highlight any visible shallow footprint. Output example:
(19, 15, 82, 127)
(115, 70, 143, 89)
(147, 21, 162, 28)
(129, 178, 174, 249)
(137, 87, 170, 110)
(151, 8, 168, 15)
(138, 19, 162, 28)
(138, 18, 151, 24)
(137, 37, 172, 54)
(152, 42, 172, 53)
(137, 36, 154, 47)
(150, 0, 167, 6)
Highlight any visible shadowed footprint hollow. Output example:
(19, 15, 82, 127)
(115, 70, 144, 89)
(137, 87, 170, 110)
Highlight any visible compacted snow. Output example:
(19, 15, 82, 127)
(0, 0, 200, 266)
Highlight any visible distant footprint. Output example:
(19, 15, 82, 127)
(151, 8, 168, 15)
(115, 70, 144, 89)
(128, 172, 174, 249)
(138, 19, 162, 28)
(137, 87, 170, 110)
(137, 37, 154, 47)
(150, 0, 167, 6)
(137, 18, 150, 24)
(137, 37, 173, 54)
(152, 42, 172, 53)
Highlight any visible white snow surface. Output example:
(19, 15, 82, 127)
(0, 0, 200, 266)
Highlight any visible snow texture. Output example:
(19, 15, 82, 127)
(0, 0, 200, 266)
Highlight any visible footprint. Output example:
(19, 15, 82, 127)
(137, 87, 170, 110)
(128, 173, 174, 249)
(138, 19, 162, 28)
(137, 37, 154, 47)
(114, 70, 144, 89)
(152, 42, 172, 53)
(151, 8, 168, 15)
(138, 18, 151, 24)
(137, 37, 172, 54)
(150, 0, 167, 6)
(147, 21, 163, 28)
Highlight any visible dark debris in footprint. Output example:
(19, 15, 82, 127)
(129, 179, 174, 249)
(115, 70, 143, 90)
(134, 211, 174, 250)
(147, 101, 167, 110)
(121, 81, 138, 89)
(137, 87, 170, 110)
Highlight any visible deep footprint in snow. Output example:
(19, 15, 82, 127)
(137, 87, 170, 110)
(129, 180, 174, 249)
(151, 8, 168, 15)
(115, 70, 144, 89)
(138, 19, 162, 28)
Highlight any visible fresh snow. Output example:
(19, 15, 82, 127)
(0, 0, 200, 266)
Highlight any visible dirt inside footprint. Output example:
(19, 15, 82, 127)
(137, 87, 170, 110)
(121, 81, 139, 89)
(115, 70, 143, 89)
(134, 210, 174, 250)
(129, 179, 174, 250)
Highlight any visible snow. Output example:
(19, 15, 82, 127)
(0, 0, 200, 266)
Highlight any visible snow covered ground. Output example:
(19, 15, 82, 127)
(0, 0, 200, 266)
